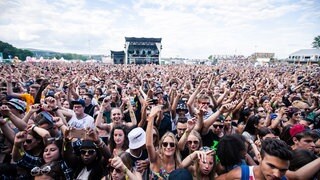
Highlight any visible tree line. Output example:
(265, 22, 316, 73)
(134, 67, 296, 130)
(0, 41, 33, 60)
(0, 41, 91, 61)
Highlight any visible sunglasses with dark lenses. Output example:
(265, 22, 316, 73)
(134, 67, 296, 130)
(31, 166, 51, 176)
(293, 113, 301, 116)
(213, 125, 224, 129)
(80, 149, 96, 155)
(187, 140, 199, 145)
(162, 142, 175, 148)
(109, 166, 122, 173)
(25, 139, 33, 144)
(201, 102, 210, 105)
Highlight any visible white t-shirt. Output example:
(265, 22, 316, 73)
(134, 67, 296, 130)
(68, 113, 95, 129)
(76, 167, 92, 180)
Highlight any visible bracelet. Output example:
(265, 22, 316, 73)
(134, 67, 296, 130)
(31, 124, 37, 132)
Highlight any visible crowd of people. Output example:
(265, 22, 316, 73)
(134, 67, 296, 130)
(0, 61, 319, 180)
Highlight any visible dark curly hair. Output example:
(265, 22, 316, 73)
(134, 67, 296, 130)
(217, 134, 247, 168)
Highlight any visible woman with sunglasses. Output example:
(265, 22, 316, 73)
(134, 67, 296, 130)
(181, 146, 216, 180)
(178, 118, 202, 159)
(12, 130, 73, 180)
(283, 107, 302, 127)
(146, 106, 182, 179)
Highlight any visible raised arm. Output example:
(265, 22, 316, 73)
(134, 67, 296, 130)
(0, 117, 15, 143)
(187, 82, 202, 116)
(178, 118, 196, 151)
(126, 100, 137, 128)
(138, 99, 149, 128)
(95, 97, 112, 132)
(171, 92, 182, 119)
(286, 157, 320, 180)
(12, 131, 28, 162)
(202, 103, 234, 134)
(0, 105, 27, 130)
(6, 75, 23, 98)
(146, 105, 162, 163)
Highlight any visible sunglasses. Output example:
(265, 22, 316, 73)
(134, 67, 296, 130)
(293, 113, 301, 116)
(187, 140, 199, 145)
(162, 142, 175, 148)
(258, 110, 265, 113)
(213, 125, 224, 129)
(31, 166, 51, 176)
(200, 102, 210, 105)
(25, 139, 33, 144)
(177, 127, 187, 131)
(80, 149, 96, 155)
(109, 166, 122, 173)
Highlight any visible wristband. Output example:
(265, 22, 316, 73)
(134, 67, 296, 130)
(31, 124, 37, 132)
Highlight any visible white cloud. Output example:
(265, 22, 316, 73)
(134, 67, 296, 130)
(0, 0, 319, 59)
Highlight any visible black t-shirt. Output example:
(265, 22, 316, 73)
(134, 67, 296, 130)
(84, 104, 96, 117)
(126, 149, 149, 167)
(201, 130, 220, 148)
(158, 112, 172, 138)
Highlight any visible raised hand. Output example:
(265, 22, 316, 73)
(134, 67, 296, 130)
(6, 75, 12, 83)
(30, 104, 41, 113)
(186, 118, 196, 131)
(147, 105, 162, 120)
(14, 131, 27, 146)
(101, 96, 111, 108)
(85, 128, 99, 142)
(45, 97, 57, 108)
(0, 105, 11, 116)
(53, 117, 63, 128)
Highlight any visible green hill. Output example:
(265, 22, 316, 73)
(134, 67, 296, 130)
(0, 41, 33, 60)
(0, 40, 103, 61)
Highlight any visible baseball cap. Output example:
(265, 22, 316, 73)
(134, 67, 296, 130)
(71, 99, 86, 107)
(128, 127, 146, 149)
(290, 124, 306, 137)
(36, 111, 54, 126)
(80, 140, 97, 149)
(6, 98, 27, 112)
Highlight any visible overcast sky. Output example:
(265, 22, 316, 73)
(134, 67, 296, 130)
(1, 0, 319, 59)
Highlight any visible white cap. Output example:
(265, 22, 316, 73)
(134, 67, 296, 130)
(128, 127, 146, 149)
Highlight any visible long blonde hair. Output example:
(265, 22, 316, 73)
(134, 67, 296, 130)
(187, 130, 202, 153)
(158, 132, 181, 165)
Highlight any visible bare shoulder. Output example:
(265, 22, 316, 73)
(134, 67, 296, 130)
(216, 167, 241, 180)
